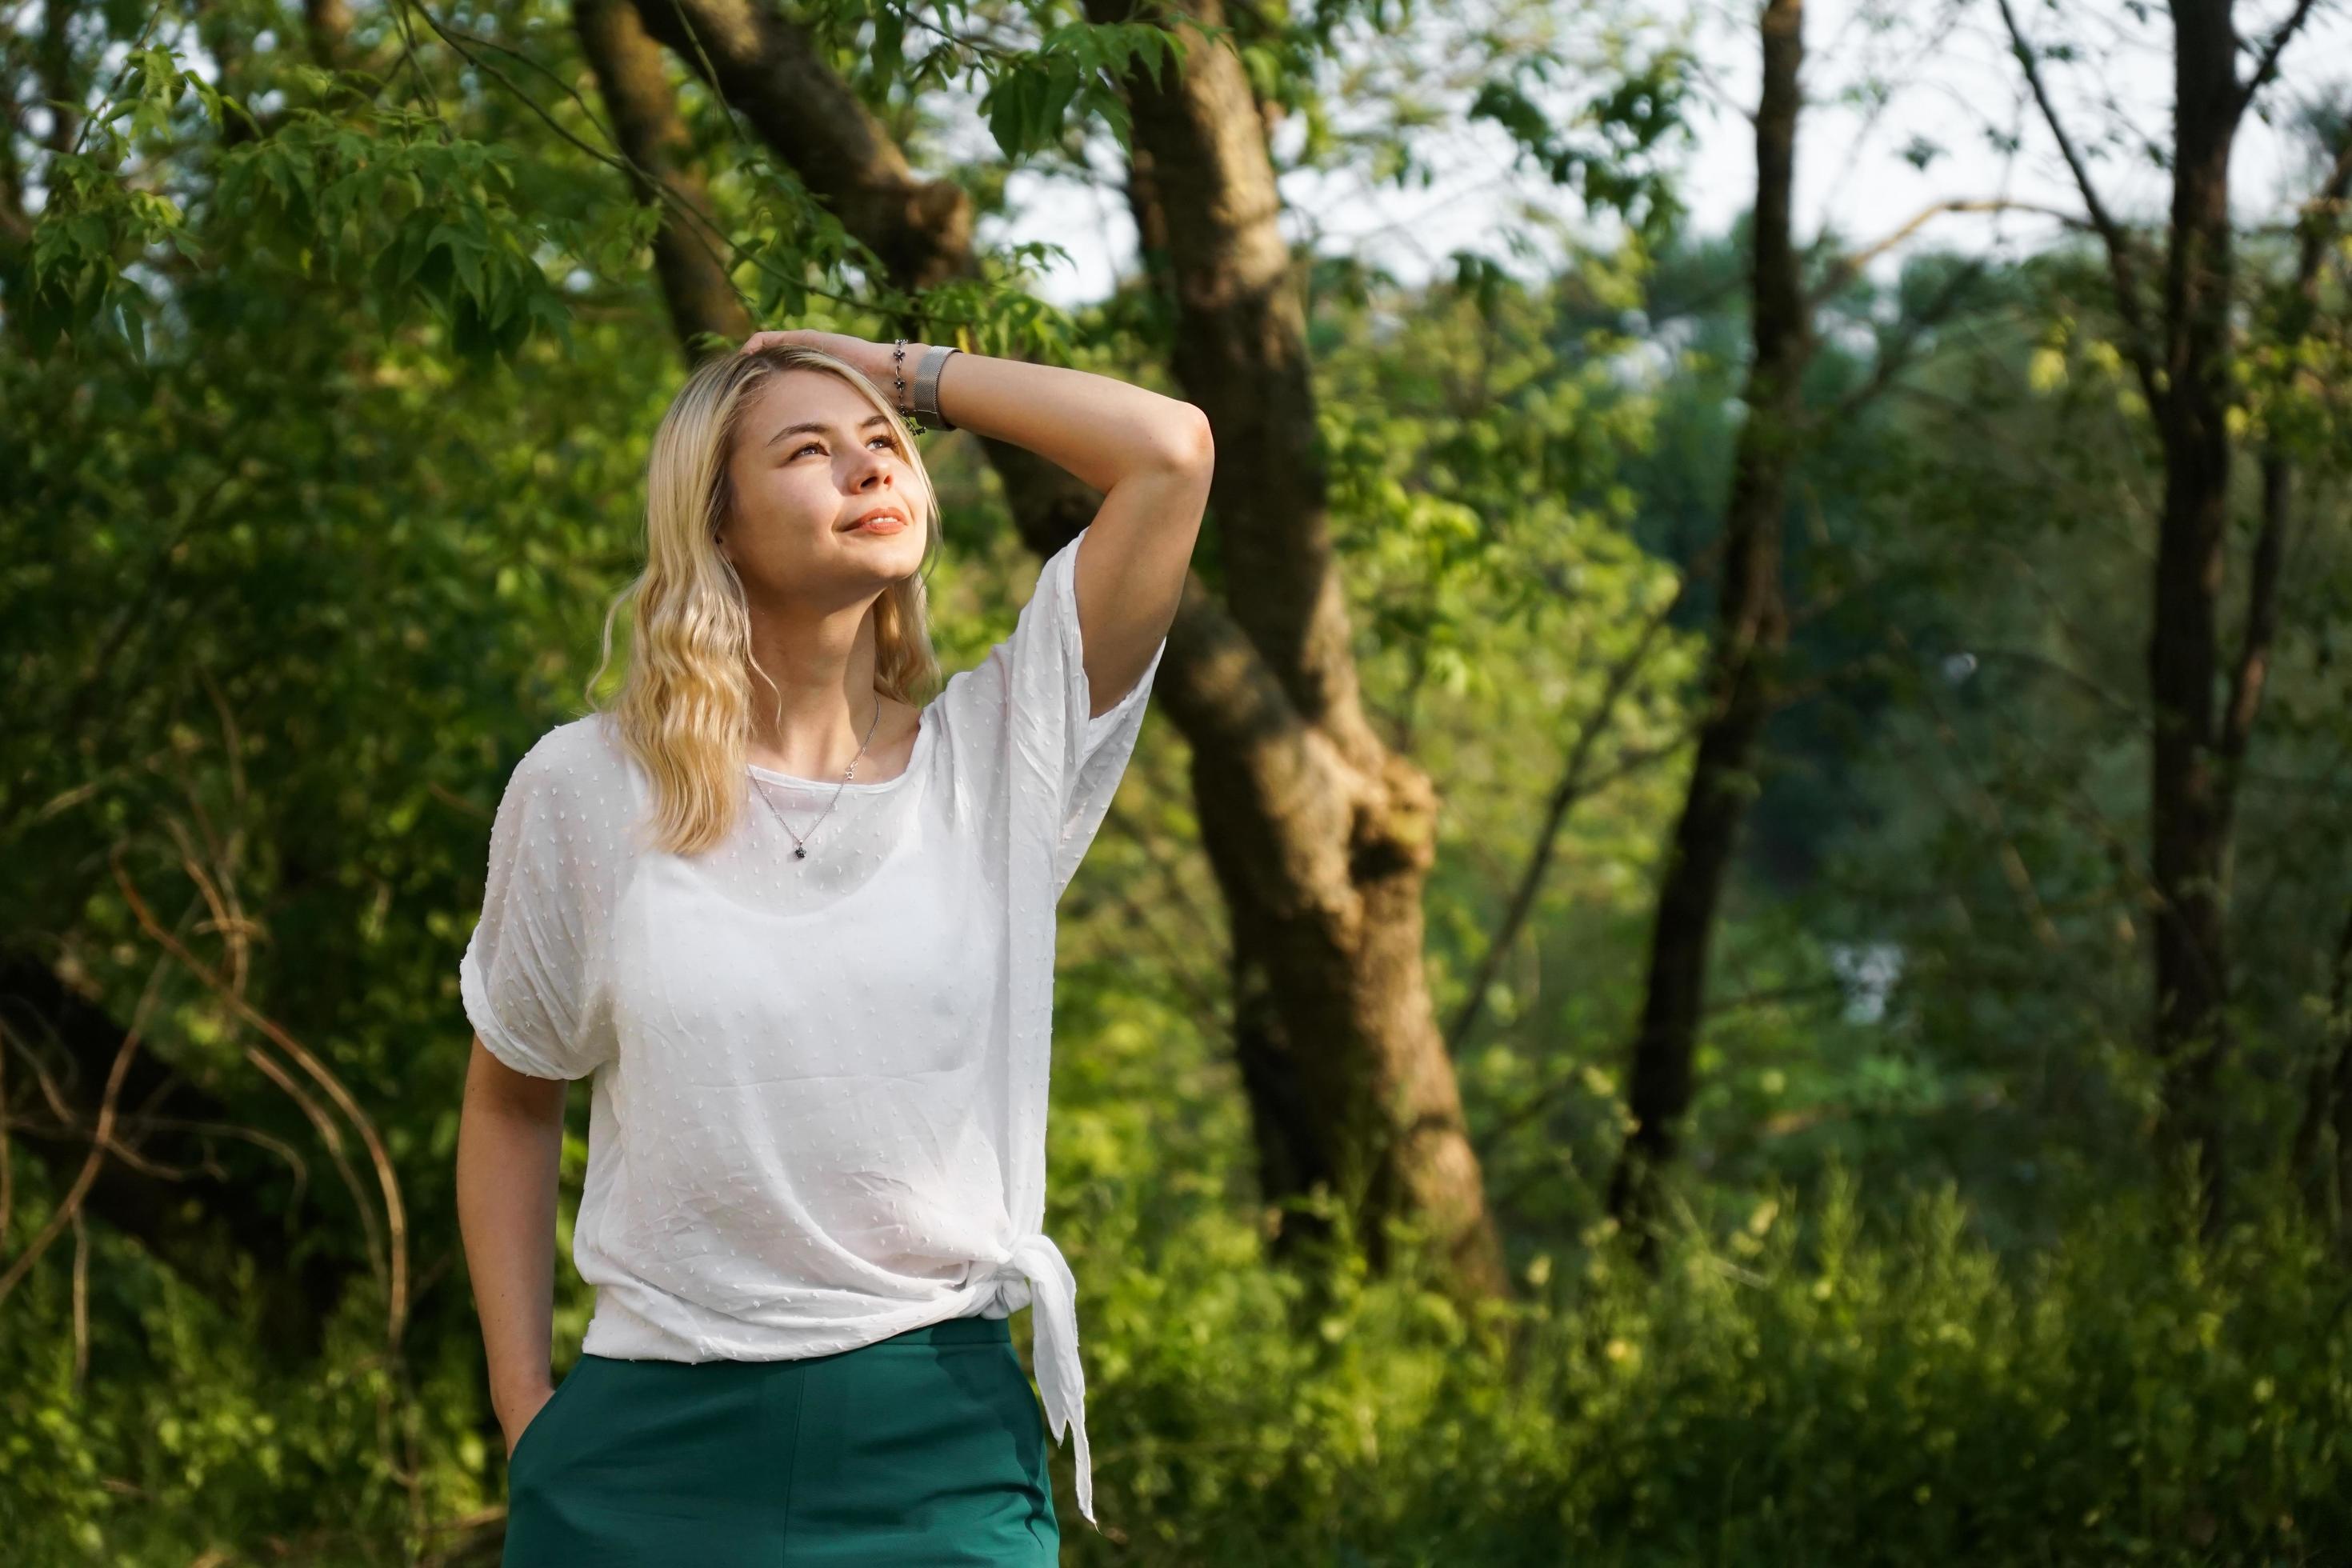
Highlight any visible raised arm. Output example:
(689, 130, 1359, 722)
(917, 348, 1210, 717)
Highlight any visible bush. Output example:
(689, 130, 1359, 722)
(1061, 1158, 2352, 1566)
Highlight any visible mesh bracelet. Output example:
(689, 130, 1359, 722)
(913, 344, 960, 431)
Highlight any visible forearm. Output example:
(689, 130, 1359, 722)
(896, 342, 1210, 496)
(456, 1064, 566, 1426)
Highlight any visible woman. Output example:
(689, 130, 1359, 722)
(453, 328, 1211, 1564)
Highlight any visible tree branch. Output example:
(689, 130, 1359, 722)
(1832, 255, 1990, 417)
(2238, 0, 2321, 114)
(1993, 0, 2160, 402)
(2222, 127, 2352, 832)
(1813, 198, 2087, 304)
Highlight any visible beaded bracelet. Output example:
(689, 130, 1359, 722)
(890, 337, 960, 433)
(891, 337, 915, 430)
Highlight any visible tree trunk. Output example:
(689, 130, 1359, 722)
(1076, 0, 1502, 1295)
(2146, 0, 2243, 1242)
(1603, 0, 1808, 1268)
(2290, 905, 2352, 1252)
(2000, 0, 2330, 1242)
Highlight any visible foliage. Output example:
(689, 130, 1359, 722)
(10, 1092, 2348, 1564)
(1055, 1159, 2352, 1566)
(6, 0, 2351, 1562)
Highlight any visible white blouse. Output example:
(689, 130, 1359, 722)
(459, 526, 1164, 1529)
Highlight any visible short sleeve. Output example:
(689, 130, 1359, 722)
(458, 732, 614, 1081)
(936, 524, 1168, 895)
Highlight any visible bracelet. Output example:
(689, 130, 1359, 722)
(913, 344, 959, 431)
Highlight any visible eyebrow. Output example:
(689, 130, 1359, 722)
(766, 413, 895, 448)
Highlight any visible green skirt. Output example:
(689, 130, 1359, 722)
(502, 1314, 1061, 1566)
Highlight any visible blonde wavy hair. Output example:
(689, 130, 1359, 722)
(582, 344, 946, 858)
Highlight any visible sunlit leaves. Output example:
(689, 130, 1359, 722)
(979, 19, 1195, 161)
(984, 42, 1087, 159)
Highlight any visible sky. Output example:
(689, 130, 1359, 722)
(997, 0, 2352, 311)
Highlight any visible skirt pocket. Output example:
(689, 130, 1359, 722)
(507, 1354, 598, 1479)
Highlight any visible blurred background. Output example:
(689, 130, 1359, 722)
(3, 0, 2350, 1561)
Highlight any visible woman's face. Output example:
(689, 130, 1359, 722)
(718, 367, 926, 602)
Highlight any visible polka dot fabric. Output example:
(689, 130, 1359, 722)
(459, 526, 1165, 1528)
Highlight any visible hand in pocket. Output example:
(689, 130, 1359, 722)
(505, 1383, 558, 1464)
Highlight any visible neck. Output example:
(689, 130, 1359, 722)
(741, 590, 887, 778)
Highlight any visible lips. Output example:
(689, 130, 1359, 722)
(842, 506, 909, 534)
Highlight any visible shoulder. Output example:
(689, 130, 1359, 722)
(485, 714, 654, 890)
(507, 712, 644, 821)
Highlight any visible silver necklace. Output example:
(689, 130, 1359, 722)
(750, 696, 882, 862)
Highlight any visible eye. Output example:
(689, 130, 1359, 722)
(790, 435, 900, 459)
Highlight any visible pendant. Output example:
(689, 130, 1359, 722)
(794, 846, 808, 859)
